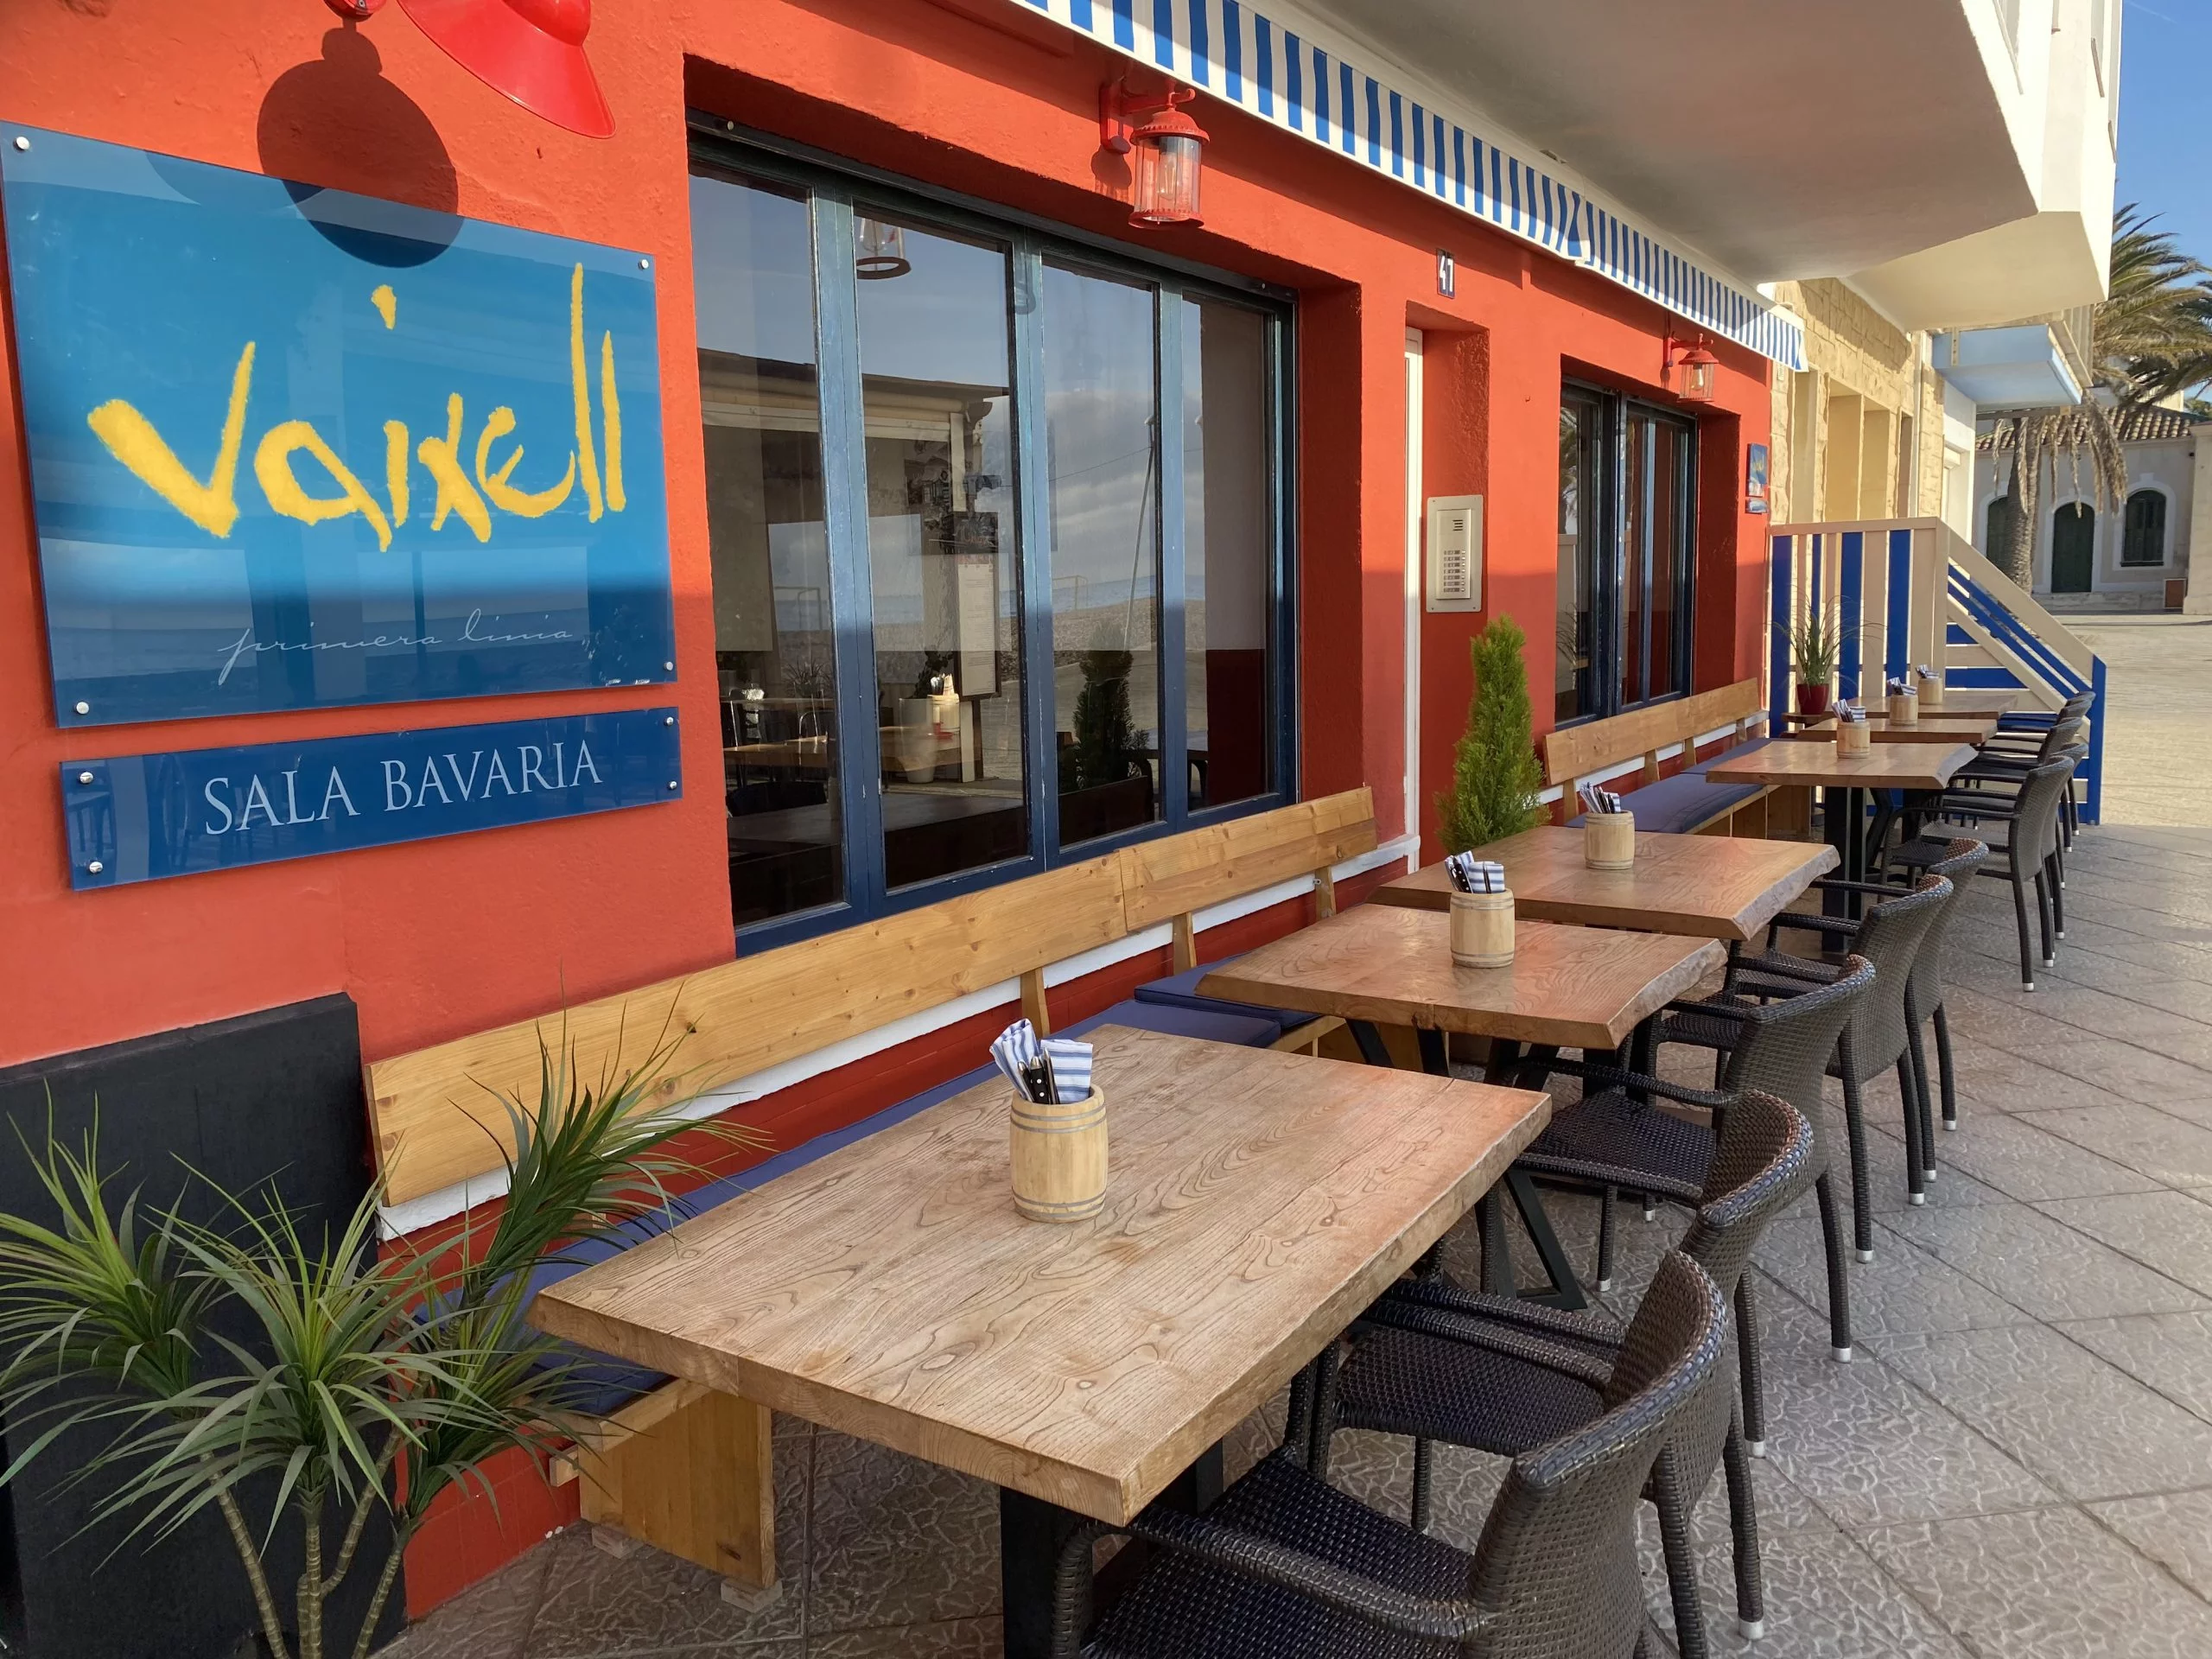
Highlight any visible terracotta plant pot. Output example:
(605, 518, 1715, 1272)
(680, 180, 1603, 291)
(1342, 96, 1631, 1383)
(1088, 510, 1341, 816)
(1794, 682, 1832, 719)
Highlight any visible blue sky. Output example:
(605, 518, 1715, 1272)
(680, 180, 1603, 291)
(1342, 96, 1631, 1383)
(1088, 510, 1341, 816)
(2116, 3, 2212, 264)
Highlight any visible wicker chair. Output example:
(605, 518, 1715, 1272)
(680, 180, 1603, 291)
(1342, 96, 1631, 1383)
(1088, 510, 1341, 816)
(1739, 840, 1989, 1160)
(1321, 1092, 1815, 1657)
(1065, 1253, 1731, 1659)
(1499, 961, 1870, 1383)
(1956, 714, 2085, 780)
(1890, 760, 2074, 990)
(1989, 690, 2093, 742)
(1670, 879, 1947, 1255)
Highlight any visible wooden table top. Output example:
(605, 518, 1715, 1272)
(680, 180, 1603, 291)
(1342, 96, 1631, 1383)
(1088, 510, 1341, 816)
(530, 1027, 1548, 1525)
(1201, 904, 1726, 1052)
(1706, 740, 1977, 793)
(1371, 829, 1838, 942)
(1919, 689, 2022, 715)
(1781, 713, 1998, 746)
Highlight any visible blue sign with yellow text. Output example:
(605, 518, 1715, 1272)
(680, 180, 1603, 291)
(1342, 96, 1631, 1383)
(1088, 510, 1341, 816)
(62, 708, 682, 888)
(1, 124, 674, 727)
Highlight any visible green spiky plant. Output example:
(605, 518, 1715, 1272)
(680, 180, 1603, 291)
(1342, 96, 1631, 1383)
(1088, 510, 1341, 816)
(1786, 609, 1842, 693)
(1438, 615, 1548, 853)
(0, 1015, 761, 1659)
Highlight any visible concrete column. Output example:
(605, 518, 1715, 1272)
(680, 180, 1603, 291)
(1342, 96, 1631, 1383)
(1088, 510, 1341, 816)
(1826, 392, 1864, 521)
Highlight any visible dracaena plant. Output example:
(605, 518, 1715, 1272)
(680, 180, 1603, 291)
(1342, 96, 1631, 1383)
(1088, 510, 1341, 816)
(1784, 610, 1843, 689)
(0, 1014, 760, 1659)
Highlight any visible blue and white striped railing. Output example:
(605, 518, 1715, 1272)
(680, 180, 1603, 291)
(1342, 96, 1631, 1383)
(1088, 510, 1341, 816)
(1769, 518, 2106, 822)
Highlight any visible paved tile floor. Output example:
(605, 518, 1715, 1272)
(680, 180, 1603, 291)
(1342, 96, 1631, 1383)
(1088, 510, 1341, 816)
(377, 817, 2212, 1659)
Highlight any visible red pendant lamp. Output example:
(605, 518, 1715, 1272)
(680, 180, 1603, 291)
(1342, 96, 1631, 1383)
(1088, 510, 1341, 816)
(393, 0, 613, 138)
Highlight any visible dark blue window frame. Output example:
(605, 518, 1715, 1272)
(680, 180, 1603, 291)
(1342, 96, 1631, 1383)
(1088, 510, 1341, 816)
(1556, 379, 1697, 728)
(690, 121, 1300, 951)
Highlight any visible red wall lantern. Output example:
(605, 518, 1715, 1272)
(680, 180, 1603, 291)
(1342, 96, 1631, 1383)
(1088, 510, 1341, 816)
(321, 0, 613, 138)
(1101, 78, 1210, 228)
(1663, 332, 1720, 404)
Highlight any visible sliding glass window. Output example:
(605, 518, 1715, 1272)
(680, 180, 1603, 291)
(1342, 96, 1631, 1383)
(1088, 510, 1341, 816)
(691, 136, 1294, 944)
(1553, 383, 1695, 725)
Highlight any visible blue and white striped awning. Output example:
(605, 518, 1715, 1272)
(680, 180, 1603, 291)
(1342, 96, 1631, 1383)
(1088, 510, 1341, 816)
(1009, 0, 1809, 372)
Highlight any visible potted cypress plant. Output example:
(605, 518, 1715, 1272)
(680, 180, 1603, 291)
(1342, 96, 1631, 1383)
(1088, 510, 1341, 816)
(0, 1023, 759, 1659)
(1437, 614, 1548, 853)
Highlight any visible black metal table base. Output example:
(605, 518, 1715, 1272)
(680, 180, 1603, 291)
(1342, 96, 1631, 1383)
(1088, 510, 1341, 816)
(1001, 1445, 1223, 1658)
(1822, 783, 1870, 920)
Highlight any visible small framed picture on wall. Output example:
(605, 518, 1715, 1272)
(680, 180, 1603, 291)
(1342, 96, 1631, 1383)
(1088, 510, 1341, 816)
(1746, 442, 1770, 514)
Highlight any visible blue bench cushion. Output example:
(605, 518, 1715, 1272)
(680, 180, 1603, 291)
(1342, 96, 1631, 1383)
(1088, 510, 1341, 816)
(1566, 771, 1764, 836)
(1680, 735, 1771, 778)
(1131, 960, 1319, 1030)
(1064, 999, 1282, 1048)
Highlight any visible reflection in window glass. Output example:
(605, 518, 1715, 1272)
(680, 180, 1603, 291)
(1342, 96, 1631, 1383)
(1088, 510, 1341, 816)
(1045, 266, 1161, 848)
(692, 172, 842, 929)
(1555, 394, 1599, 724)
(855, 216, 1027, 888)
(1180, 298, 1271, 809)
(1620, 410, 1651, 709)
(1648, 416, 1686, 701)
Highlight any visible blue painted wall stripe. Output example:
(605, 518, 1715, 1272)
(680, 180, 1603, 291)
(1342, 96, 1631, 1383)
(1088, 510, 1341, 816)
(1840, 531, 1865, 699)
(1770, 538, 1794, 728)
(1885, 528, 1912, 683)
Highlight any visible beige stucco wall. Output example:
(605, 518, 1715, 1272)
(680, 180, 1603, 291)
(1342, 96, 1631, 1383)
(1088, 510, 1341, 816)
(1770, 278, 1952, 526)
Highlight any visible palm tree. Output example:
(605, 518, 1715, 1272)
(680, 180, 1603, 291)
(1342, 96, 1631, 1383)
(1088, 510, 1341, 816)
(1986, 207, 2212, 586)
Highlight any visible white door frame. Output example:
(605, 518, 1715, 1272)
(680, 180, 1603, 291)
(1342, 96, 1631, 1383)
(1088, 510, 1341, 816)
(1403, 329, 1424, 851)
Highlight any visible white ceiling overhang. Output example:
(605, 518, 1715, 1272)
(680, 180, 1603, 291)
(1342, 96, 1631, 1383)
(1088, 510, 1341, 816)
(1003, 0, 1808, 370)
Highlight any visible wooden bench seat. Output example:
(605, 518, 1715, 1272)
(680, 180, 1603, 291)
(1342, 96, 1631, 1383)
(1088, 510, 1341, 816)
(363, 788, 1380, 1593)
(1543, 678, 1799, 838)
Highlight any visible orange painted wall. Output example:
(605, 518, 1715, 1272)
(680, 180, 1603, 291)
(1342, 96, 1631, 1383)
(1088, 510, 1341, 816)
(0, 0, 1771, 1612)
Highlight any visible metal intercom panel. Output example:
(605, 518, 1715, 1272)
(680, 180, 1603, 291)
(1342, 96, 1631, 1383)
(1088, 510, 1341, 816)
(1425, 494, 1484, 613)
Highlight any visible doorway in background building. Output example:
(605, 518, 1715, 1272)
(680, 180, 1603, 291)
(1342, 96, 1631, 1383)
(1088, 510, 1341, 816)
(2052, 502, 2096, 594)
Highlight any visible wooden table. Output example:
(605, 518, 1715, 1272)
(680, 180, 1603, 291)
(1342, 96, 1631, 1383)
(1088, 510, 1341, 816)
(1203, 905, 1724, 1310)
(531, 1025, 1548, 1656)
(1371, 827, 1837, 942)
(1780, 713, 1999, 745)
(1920, 688, 2021, 715)
(1707, 740, 1977, 902)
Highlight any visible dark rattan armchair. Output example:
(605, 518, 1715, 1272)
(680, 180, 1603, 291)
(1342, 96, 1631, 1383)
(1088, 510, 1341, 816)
(1322, 1091, 1815, 1658)
(1738, 838, 1988, 1163)
(1065, 1254, 1731, 1659)
(1891, 759, 2074, 990)
(1508, 958, 1872, 1376)
(1670, 880, 1947, 1249)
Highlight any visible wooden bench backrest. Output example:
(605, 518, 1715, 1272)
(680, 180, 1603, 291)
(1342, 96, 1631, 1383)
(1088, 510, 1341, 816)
(1118, 788, 1376, 970)
(1541, 678, 1765, 788)
(365, 788, 1377, 1208)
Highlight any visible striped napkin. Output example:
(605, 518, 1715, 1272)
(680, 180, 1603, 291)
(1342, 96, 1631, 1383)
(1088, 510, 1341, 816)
(1445, 854, 1507, 893)
(1885, 676, 1914, 696)
(989, 1018, 1094, 1103)
(1577, 782, 1625, 816)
